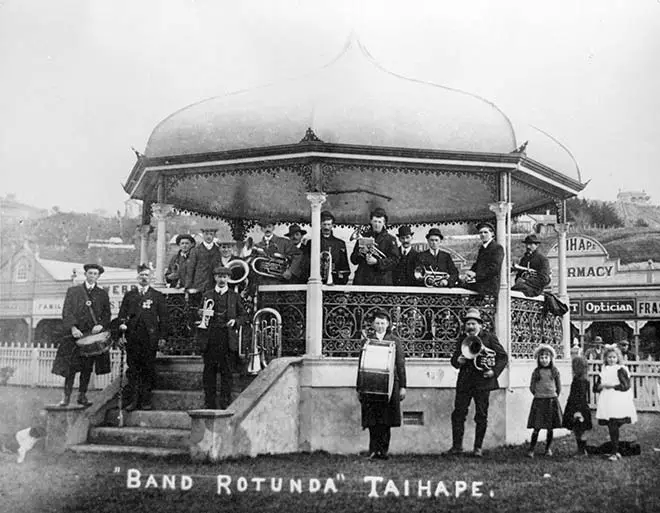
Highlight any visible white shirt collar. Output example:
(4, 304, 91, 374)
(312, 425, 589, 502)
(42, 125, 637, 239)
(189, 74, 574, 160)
(375, 332, 386, 340)
(85, 283, 95, 291)
(263, 234, 273, 242)
(139, 285, 150, 294)
(402, 247, 409, 255)
(215, 285, 228, 295)
(429, 249, 438, 256)
(203, 241, 215, 250)
(482, 239, 493, 249)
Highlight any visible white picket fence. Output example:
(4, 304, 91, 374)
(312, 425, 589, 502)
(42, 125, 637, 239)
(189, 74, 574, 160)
(0, 342, 124, 390)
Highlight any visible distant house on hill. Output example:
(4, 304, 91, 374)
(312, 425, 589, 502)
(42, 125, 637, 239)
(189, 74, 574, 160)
(0, 194, 48, 223)
(513, 212, 557, 235)
(617, 190, 651, 204)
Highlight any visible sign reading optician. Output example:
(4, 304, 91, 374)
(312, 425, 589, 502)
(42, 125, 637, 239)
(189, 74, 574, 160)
(581, 299, 636, 318)
(638, 300, 660, 318)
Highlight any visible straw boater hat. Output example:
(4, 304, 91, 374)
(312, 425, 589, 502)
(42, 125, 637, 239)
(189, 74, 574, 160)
(462, 307, 483, 324)
(83, 263, 104, 275)
(533, 343, 556, 360)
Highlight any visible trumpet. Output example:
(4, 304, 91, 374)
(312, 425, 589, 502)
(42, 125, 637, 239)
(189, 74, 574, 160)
(414, 266, 451, 288)
(248, 308, 282, 375)
(461, 335, 496, 371)
(197, 299, 215, 330)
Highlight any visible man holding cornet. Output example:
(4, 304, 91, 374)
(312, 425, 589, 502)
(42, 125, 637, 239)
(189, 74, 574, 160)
(445, 307, 508, 458)
(198, 266, 248, 409)
(350, 208, 400, 286)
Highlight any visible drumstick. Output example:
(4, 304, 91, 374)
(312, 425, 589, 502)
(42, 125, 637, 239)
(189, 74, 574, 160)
(117, 334, 126, 428)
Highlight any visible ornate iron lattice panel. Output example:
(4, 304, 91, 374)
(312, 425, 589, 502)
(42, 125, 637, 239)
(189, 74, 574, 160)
(322, 290, 495, 358)
(163, 292, 200, 355)
(259, 290, 306, 356)
(511, 297, 563, 359)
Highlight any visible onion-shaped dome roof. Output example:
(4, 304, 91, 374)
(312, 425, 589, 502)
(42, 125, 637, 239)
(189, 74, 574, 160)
(145, 38, 518, 158)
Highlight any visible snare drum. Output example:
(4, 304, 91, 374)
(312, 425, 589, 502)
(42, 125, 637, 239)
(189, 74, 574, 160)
(76, 331, 112, 357)
(357, 339, 396, 401)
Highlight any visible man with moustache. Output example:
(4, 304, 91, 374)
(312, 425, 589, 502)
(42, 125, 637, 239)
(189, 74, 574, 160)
(185, 227, 221, 294)
(285, 224, 310, 284)
(166, 234, 195, 288)
(511, 234, 551, 297)
(350, 208, 400, 286)
(118, 264, 168, 411)
(446, 308, 508, 457)
(414, 228, 459, 287)
(198, 266, 249, 409)
(253, 219, 303, 286)
(393, 226, 418, 287)
(463, 222, 505, 297)
(52, 263, 111, 407)
(320, 211, 351, 285)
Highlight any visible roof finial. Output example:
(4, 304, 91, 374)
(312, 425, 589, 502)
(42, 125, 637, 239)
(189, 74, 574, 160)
(299, 127, 322, 143)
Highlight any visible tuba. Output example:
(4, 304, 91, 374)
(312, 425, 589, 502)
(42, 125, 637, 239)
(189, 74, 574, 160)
(461, 335, 496, 371)
(414, 266, 451, 288)
(250, 248, 290, 280)
(227, 259, 250, 286)
(197, 299, 214, 330)
(247, 308, 282, 375)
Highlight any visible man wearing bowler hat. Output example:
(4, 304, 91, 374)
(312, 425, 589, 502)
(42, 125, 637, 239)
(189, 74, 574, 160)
(511, 234, 551, 297)
(285, 224, 310, 284)
(185, 227, 222, 294)
(413, 228, 459, 287)
(52, 263, 111, 407)
(320, 211, 351, 285)
(166, 234, 195, 288)
(462, 222, 505, 297)
(393, 226, 418, 287)
(198, 265, 248, 409)
(446, 307, 508, 457)
(253, 219, 303, 285)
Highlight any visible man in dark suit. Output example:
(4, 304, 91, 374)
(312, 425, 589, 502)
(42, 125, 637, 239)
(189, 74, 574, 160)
(118, 264, 168, 411)
(393, 226, 418, 287)
(166, 234, 195, 288)
(463, 222, 504, 296)
(356, 310, 406, 460)
(446, 308, 508, 457)
(320, 211, 351, 285)
(253, 219, 303, 286)
(285, 224, 310, 284)
(185, 228, 221, 293)
(511, 234, 551, 297)
(52, 263, 111, 407)
(413, 228, 459, 287)
(350, 208, 400, 286)
(198, 265, 249, 409)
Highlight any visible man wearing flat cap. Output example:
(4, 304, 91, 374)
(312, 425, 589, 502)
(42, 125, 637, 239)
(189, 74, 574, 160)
(198, 265, 248, 409)
(185, 228, 221, 293)
(350, 208, 400, 286)
(462, 222, 504, 297)
(320, 211, 351, 285)
(285, 224, 310, 284)
(511, 234, 551, 297)
(413, 228, 459, 287)
(253, 219, 303, 285)
(446, 307, 508, 457)
(118, 264, 168, 411)
(166, 234, 195, 288)
(393, 226, 418, 287)
(52, 263, 111, 407)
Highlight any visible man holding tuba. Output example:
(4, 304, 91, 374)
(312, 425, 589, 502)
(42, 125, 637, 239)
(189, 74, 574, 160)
(445, 307, 508, 458)
(320, 211, 350, 285)
(350, 208, 400, 286)
(198, 265, 248, 409)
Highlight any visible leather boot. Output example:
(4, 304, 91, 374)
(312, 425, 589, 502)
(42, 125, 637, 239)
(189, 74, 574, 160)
(58, 393, 71, 407)
(77, 393, 92, 407)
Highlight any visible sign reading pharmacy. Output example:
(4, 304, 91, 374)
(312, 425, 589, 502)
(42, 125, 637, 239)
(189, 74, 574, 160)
(548, 235, 620, 283)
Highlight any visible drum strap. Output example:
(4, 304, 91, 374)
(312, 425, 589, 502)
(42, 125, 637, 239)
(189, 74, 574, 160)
(84, 287, 99, 327)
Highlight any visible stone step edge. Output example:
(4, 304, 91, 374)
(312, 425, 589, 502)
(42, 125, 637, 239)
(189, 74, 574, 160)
(68, 444, 189, 457)
(90, 426, 189, 436)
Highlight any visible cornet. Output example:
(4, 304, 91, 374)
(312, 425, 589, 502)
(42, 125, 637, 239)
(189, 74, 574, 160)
(321, 250, 333, 285)
(197, 299, 215, 330)
(461, 335, 496, 371)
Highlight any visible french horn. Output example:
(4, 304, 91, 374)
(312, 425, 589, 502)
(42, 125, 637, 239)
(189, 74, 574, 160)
(461, 335, 496, 371)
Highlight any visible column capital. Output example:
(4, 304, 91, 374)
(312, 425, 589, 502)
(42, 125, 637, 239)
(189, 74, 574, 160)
(151, 203, 175, 221)
(553, 222, 571, 235)
(139, 224, 153, 236)
(488, 201, 513, 219)
(306, 192, 327, 209)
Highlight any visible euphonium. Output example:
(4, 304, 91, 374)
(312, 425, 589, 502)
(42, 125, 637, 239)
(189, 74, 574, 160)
(413, 266, 451, 288)
(461, 335, 496, 371)
(248, 308, 282, 375)
(250, 248, 290, 280)
(197, 299, 215, 330)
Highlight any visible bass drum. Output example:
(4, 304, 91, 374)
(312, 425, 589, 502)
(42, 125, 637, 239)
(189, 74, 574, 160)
(357, 339, 396, 401)
(76, 331, 112, 357)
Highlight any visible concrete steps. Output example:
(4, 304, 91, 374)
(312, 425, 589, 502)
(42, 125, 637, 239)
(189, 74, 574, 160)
(89, 426, 189, 449)
(104, 409, 192, 429)
(69, 444, 188, 458)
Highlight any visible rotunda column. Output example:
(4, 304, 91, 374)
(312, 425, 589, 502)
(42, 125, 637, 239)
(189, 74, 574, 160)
(554, 222, 571, 358)
(489, 201, 512, 353)
(139, 224, 151, 266)
(306, 192, 326, 357)
(151, 203, 175, 286)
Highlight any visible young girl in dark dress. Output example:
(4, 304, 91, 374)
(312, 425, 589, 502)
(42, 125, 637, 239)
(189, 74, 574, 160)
(527, 344, 563, 457)
(562, 355, 592, 455)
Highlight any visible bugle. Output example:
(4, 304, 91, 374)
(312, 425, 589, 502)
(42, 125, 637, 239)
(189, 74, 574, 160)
(461, 335, 496, 371)
(197, 299, 214, 330)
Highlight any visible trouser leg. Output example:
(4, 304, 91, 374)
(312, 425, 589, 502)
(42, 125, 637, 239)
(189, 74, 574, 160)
(450, 390, 472, 450)
(218, 334, 233, 408)
(381, 427, 392, 455)
(368, 427, 378, 454)
(140, 343, 157, 406)
(203, 352, 219, 408)
(78, 357, 94, 394)
(473, 389, 491, 450)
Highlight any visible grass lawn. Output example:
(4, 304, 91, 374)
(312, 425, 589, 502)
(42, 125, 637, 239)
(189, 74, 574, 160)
(2, 413, 659, 513)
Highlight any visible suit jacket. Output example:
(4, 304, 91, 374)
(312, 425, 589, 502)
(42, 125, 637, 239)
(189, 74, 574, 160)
(450, 330, 508, 391)
(166, 250, 193, 288)
(254, 234, 303, 284)
(118, 287, 169, 344)
(413, 249, 459, 287)
(393, 247, 418, 287)
(350, 229, 401, 286)
(470, 241, 505, 296)
(321, 234, 351, 285)
(185, 243, 221, 292)
(198, 288, 249, 352)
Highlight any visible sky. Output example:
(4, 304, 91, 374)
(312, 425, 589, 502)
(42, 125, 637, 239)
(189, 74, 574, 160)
(1, 0, 659, 214)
